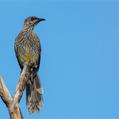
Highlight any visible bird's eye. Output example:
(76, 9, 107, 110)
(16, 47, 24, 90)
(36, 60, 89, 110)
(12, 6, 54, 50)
(31, 17, 34, 21)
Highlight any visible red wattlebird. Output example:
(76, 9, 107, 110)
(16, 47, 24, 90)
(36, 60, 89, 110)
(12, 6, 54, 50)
(14, 16, 45, 113)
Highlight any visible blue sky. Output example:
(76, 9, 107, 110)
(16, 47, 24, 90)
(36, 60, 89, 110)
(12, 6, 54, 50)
(0, 0, 119, 119)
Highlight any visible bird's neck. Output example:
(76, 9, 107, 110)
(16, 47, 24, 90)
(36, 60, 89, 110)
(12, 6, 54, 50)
(22, 26, 34, 32)
(21, 26, 34, 39)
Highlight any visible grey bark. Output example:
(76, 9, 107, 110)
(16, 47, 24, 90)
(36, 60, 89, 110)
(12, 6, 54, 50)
(0, 64, 30, 119)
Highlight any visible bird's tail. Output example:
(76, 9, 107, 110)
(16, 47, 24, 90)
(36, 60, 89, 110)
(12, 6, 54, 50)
(26, 72, 43, 113)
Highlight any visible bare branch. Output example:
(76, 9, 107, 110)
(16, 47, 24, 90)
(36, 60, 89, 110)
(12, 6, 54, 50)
(0, 63, 30, 119)
(0, 76, 11, 107)
(8, 103, 23, 119)
(14, 64, 30, 103)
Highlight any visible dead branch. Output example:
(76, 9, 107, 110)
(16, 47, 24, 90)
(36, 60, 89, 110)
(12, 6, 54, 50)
(0, 64, 30, 119)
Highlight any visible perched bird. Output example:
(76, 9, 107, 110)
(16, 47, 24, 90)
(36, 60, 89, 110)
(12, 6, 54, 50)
(14, 16, 45, 113)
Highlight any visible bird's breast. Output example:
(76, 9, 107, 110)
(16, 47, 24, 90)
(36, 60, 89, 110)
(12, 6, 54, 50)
(16, 33, 39, 65)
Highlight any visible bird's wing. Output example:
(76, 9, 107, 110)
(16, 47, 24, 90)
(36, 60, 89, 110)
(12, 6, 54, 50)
(14, 31, 25, 68)
(33, 32, 41, 70)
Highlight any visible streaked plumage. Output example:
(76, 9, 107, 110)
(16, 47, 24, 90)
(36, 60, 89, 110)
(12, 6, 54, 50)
(14, 16, 45, 113)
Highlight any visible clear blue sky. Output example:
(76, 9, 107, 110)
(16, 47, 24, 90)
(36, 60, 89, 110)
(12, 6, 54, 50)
(0, 0, 119, 119)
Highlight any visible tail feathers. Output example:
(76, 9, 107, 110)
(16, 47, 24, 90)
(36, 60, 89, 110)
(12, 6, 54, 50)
(26, 73, 43, 113)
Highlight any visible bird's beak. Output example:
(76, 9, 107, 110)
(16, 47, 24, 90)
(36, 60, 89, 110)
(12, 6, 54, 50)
(39, 18, 45, 22)
(36, 18, 45, 23)
(34, 18, 45, 25)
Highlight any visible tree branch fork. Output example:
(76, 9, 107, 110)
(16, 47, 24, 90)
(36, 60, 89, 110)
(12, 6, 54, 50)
(0, 64, 30, 119)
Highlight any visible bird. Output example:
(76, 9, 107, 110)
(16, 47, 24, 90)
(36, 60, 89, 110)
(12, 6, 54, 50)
(14, 16, 45, 113)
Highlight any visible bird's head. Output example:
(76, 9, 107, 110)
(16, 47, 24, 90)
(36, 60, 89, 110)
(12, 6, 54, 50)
(24, 16, 45, 28)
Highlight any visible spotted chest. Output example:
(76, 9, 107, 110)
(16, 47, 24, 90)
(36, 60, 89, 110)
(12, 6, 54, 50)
(15, 30, 41, 67)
